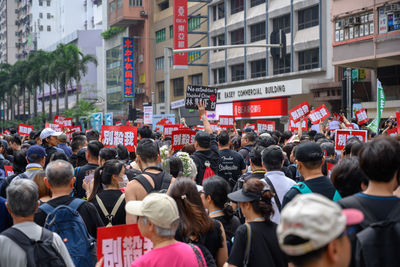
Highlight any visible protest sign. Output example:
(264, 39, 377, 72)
(55, 116, 73, 127)
(210, 123, 219, 132)
(45, 123, 63, 132)
(4, 165, 14, 177)
(326, 162, 335, 178)
(397, 112, 400, 134)
(163, 124, 181, 137)
(355, 108, 369, 125)
(288, 117, 308, 132)
(387, 128, 398, 137)
(333, 112, 343, 122)
(185, 85, 217, 111)
(245, 124, 256, 130)
(18, 123, 33, 136)
(335, 129, 367, 152)
(308, 104, 330, 125)
(171, 129, 196, 151)
(257, 120, 275, 133)
(97, 224, 153, 267)
(101, 126, 137, 152)
(105, 113, 113, 126)
(219, 115, 235, 128)
(143, 106, 153, 125)
(152, 114, 175, 132)
(288, 101, 310, 123)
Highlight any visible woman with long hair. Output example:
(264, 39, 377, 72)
(32, 171, 51, 203)
(226, 178, 287, 267)
(169, 178, 228, 267)
(88, 159, 127, 226)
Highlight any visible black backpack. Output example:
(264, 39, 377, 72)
(1, 227, 67, 267)
(133, 166, 172, 193)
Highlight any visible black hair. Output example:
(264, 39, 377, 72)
(136, 138, 159, 164)
(13, 149, 27, 174)
(87, 141, 100, 158)
(282, 143, 295, 160)
(249, 145, 265, 167)
(284, 235, 329, 266)
(243, 132, 256, 143)
(72, 132, 86, 139)
(217, 131, 230, 146)
(314, 133, 326, 143)
(344, 136, 362, 156)
(11, 135, 22, 146)
(320, 142, 335, 157)
(116, 144, 129, 162)
(255, 135, 276, 148)
(138, 126, 152, 139)
(71, 135, 87, 153)
(49, 152, 68, 162)
(203, 176, 233, 220)
(164, 156, 183, 178)
(282, 130, 293, 143)
(350, 142, 363, 157)
(29, 130, 38, 140)
(230, 136, 241, 151)
(308, 130, 317, 140)
(99, 147, 118, 162)
(86, 129, 100, 142)
(262, 146, 283, 171)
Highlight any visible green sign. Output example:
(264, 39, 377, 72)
(367, 79, 385, 133)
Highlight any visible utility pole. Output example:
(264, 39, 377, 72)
(346, 67, 352, 119)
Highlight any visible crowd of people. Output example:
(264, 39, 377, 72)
(0, 103, 399, 267)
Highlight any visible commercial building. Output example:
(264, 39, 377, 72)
(0, 0, 18, 64)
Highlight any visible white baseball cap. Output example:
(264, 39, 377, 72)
(277, 193, 364, 256)
(40, 128, 63, 140)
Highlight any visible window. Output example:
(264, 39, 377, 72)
(231, 0, 243, 14)
(213, 67, 226, 84)
(212, 3, 224, 21)
(155, 57, 164, 70)
(298, 5, 319, 30)
(39, 0, 43, 6)
(212, 34, 225, 52)
(117, 0, 123, 8)
(191, 74, 203, 86)
(39, 25, 43, 31)
(110, 1, 115, 12)
(231, 64, 245, 81)
(250, 22, 265, 42)
(188, 17, 201, 31)
(273, 54, 290, 74)
(156, 28, 166, 43)
(299, 48, 319, 70)
(273, 14, 290, 34)
(157, 82, 165, 103)
(158, 0, 169, 11)
(47, 25, 51, 31)
(250, 0, 265, 7)
(46, 0, 50, 6)
(129, 0, 142, 6)
(251, 59, 266, 78)
(378, 8, 399, 33)
(169, 25, 173, 39)
(173, 77, 184, 97)
(39, 13, 43, 19)
(334, 12, 374, 42)
(231, 28, 244, 45)
(47, 13, 51, 19)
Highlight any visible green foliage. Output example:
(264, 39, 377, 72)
(101, 27, 126, 40)
(63, 100, 99, 119)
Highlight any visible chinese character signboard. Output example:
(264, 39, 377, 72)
(101, 126, 138, 152)
(308, 104, 330, 125)
(185, 85, 217, 111)
(55, 116, 73, 127)
(18, 123, 33, 136)
(333, 112, 343, 122)
(152, 114, 176, 132)
(257, 120, 275, 133)
(105, 113, 113, 126)
(123, 37, 135, 99)
(171, 129, 196, 151)
(355, 108, 369, 125)
(173, 0, 188, 69)
(163, 124, 181, 137)
(45, 123, 63, 132)
(219, 115, 235, 128)
(97, 224, 153, 267)
(4, 165, 14, 177)
(143, 106, 153, 125)
(91, 112, 103, 132)
(288, 101, 310, 123)
(335, 129, 367, 152)
(288, 117, 308, 132)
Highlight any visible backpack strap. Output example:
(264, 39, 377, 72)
(332, 190, 342, 202)
(1, 227, 36, 267)
(264, 176, 282, 212)
(72, 167, 81, 197)
(292, 182, 312, 194)
(386, 201, 400, 221)
(39, 202, 55, 215)
(243, 223, 251, 267)
(134, 174, 154, 194)
(68, 198, 86, 211)
(189, 244, 206, 267)
(160, 172, 172, 191)
(96, 193, 125, 226)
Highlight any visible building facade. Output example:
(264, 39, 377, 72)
(0, 0, 18, 64)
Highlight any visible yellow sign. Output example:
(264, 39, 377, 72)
(139, 73, 146, 84)
(359, 69, 366, 80)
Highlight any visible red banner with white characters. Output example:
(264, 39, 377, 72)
(355, 108, 369, 125)
(54, 116, 73, 127)
(327, 162, 335, 178)
(219, 115, 235, 128)
(288, 117, 308, 132)
(210, 123, 219, 132)
(163, 124, 181, 137)
(387, 128, 398, 137)
(288, 101, 310, 123)
(257, 120, 275, 133)
(335, 130, 368, 152)
(101, 126, 137, 152)
(171, 129, 196, 151)
(396, 112, 400, 134)
(244, 123, 256, 130)
(123, 37, 135, 99)
(233, 98, 288, 118)
(97, 224, 153, 266)
(66, 125, 82, 140)
(308, 104, 330, 125)
(333, 112, 344, 122)
(45, 123, 63, 132)
(4, 165, 14, 177)
(18, 123, 33, 136)
(173, 0, 188, 68)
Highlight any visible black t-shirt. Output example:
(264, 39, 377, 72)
(282, 176, 337, 208)
(228, 221, 287, 267)
(90, 189, 126, 226)
(213, 215, 241, 246)
(34, 195, 104, 238)
(218, 149, 246, 187)
(74, 163, 99, 198)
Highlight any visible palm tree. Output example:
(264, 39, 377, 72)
(74, 51, 97, 105)
(49, 49, 64, 116)
(27, 50, 48, 120)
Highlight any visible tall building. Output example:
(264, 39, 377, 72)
(0, 0, 18, 64)
(208, 0, 334, 130)
(331, 0, 400, 118)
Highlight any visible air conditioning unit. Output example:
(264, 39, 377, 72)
(139, 54, 143, 63)
(140, 10, 148, 17)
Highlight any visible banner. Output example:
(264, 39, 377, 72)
(219, 115, 235, 128)
(18, 123, 33, 136)
(333, 112, 343, 122)
(257, 120, 275, 133)
(367, 79, 385, 133)
(163, 124, 181, 137)
(397, 112, 400, 134)
(152, 114, 176, 132)
(4, 165, 14, 177)
(173, 0, 188, 68)
(91, 112, 103, 132)
(326, 162, 335, 178)
(143, 106, 153, 125)
(245, 123, 256, 130)
(105, 113, 113, 126)
(308, 104, 330, 125)
(185, 85, 217, 111)
(335, 129, 368, 152)
(288, 101, 310, 123)
(355, 108, 369, 125)
(54, 116, 73, 127)
(97, 224, 153, 266)
(210, 122, 219, 132)
(171, 129, 196, 151)
(387, 128, 398, 137)
(101, 125, 138, 152)
(45, 123, 63, 132)
(123, 37, 135, 100)
(288, 117, 308, 132)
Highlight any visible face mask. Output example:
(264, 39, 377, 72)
(118, 175, 128, 188)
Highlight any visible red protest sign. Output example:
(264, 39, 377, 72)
(245, 124, 256, 130)
(163, 124, 181, 137)
(288, 101, 310, 123)
(66, 125, 82, 133)
(45, 123, 63, 132)
(257, 120, 275, 133)
(308, 104, 330, 125)
(171, 129, 196, 151)
(18, 123, 33, 136)
(333, 112, 343, 122)
(4, 165, 14, 177)
(193, 126, 205, 131)
(355, 108, 369, 125)
(387, 128, 398, 137)
(55, 116, 73, 127)
(397, 112, 400, 134)
(219, 115, 235, 128)
(101, 126, 138, 152)
(97, 224, 153, 266)
(288, 117, 308, 132)
(326, 162, 335, 178)
(173, 0, 188, 68)
(335, 129, 368, 152)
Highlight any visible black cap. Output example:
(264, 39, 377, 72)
(228, 184, 272, 203)
(262, 145, 283, 164)
(195, 131, 211, 149)
(295, 141, 324, 162)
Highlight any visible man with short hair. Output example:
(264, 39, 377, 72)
(57, 133, 72, 159)
(86, 129, 100, 142)
(239, 132, 256, 165)
(9, 135, 22, 151)
(277, 193, 363, 267)
(125, 193, 206, 267)
(282, 141, 341, 208)
(34, 160, 104, 238)
(0, 179, 74, 266)
(40, 128, 65, 166)
(69, 135, 88, 167)
(138, 125, 153, 140)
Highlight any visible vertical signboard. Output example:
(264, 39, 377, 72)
(105, 113, 113, 126)
(173, 0, 188, 69)
(143, 106, 153, 125)
(123, 37, 135, 100)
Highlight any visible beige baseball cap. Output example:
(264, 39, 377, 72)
(277, 193, 364, 256)
(125, 193, 180, 229)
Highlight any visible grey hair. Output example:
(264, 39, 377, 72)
(45, 159, 74, 187)
(141, 216, 180, 238)
(6, 179, 38, 217)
